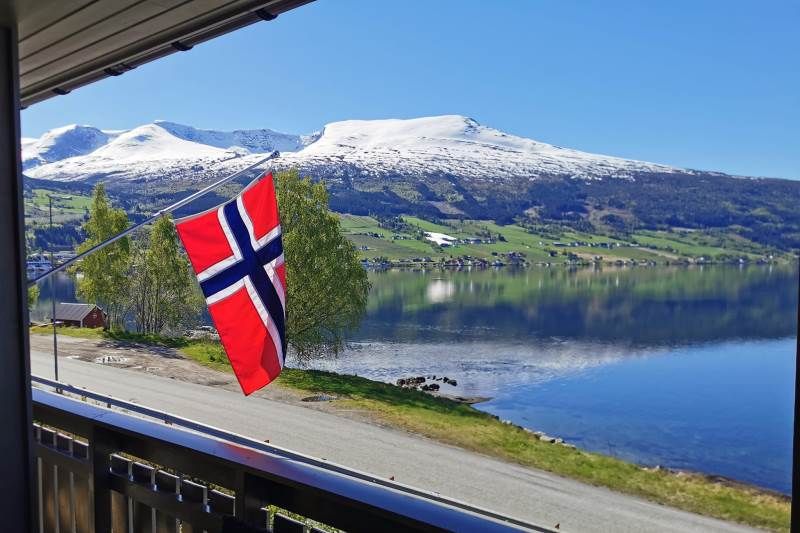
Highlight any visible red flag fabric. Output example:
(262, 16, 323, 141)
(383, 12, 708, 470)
(175, 173, 286, 395)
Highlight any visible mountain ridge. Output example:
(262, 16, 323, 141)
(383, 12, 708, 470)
(24, 114, 682, 180)
(21, 115, 800, 251)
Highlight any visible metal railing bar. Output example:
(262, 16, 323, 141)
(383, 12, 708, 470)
(34, 388, 544, 532)
(107, 473, 223, 530)
(32, 375, 544, 531)
(34, 443, 92, 476)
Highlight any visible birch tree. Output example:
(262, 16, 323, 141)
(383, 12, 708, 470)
(275, 170, 370, 362)
(74, 184, 130, 329)
(129, 216, 202, 334)
(27, 285, 39, 310)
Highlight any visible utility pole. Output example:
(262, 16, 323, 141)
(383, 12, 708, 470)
(48, 194, 58, 382)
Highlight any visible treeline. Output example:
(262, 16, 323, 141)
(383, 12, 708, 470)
(28, 164, 800, 252)
(318, 169, 800, 251)
(585, 172, 800, 250)
(30, 222, 84, 250)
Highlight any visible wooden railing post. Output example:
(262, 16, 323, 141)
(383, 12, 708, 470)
(235, 471, 269, 528)
(91, 427, 115, 533)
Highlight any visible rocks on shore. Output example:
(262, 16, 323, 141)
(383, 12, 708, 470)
(396, 376, 427, 388)
(396, 375, 458, 390)
(395, 375, 487, 404)
(521, 427, 575, 449)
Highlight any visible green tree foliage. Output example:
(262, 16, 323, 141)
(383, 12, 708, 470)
(27, 285, 39, 310)
(129, 216, 203, 334)
(74, 184, 130, 328)
(70, 172, 370, 349)
(275, 170, 370, 362)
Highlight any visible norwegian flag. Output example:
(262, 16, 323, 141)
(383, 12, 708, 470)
(175, 173, 286, 395)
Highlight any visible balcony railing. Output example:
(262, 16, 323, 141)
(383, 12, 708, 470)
(31, 382, 546, 532)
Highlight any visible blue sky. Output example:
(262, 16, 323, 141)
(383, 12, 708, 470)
(22, 0, 799, 179)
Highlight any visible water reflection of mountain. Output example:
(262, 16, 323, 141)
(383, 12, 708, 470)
(353, 266, 799, 347)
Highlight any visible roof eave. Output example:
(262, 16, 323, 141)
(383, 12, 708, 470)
(19, 0, 313, 108)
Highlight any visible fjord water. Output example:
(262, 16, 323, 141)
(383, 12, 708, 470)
(314, 265, 798, 493)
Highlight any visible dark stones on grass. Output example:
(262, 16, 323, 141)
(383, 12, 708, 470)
(301, 393, 337, 402)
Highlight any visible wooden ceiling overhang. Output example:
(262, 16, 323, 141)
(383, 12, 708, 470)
(16, 0, 313, 107)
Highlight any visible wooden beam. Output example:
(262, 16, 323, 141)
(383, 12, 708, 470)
(0, 4, 35, 530)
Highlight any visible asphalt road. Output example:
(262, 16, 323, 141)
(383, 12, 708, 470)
(30, 348, 755, 533)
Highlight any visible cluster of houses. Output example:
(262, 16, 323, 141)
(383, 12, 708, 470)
(442, 257, 504, 268)
(26, 252, 77, 276)
(26, 255, 52, 274)
(362, 251, 528, 269)
(546, 240, 637, 249)
(458, 237, 496, 245)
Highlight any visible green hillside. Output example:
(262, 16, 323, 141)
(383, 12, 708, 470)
(21, 183, 794, 266)
(338, 213, 789, 265)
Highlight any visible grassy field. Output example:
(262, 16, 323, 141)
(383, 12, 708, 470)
(30, 325, 190, 347)
(25, 188, 93, 224)
(179, 337, 790, 532)
(337, 213, 782, 265)
(633, 230, 767, 259)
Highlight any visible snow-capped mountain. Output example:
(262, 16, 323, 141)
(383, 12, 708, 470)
(24, 121, 311, 183)
(24, 115, 676, 185)
(277, 115, 676, 181)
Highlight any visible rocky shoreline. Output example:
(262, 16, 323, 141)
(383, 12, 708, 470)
(395, 373, 579, 449)
(396, 374, 458, 391)
(395, 374, 492, 404)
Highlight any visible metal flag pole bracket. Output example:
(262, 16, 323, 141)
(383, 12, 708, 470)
(27, 151, 281, 288)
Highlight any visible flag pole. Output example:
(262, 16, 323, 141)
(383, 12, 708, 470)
(27, 151, 280, 288)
